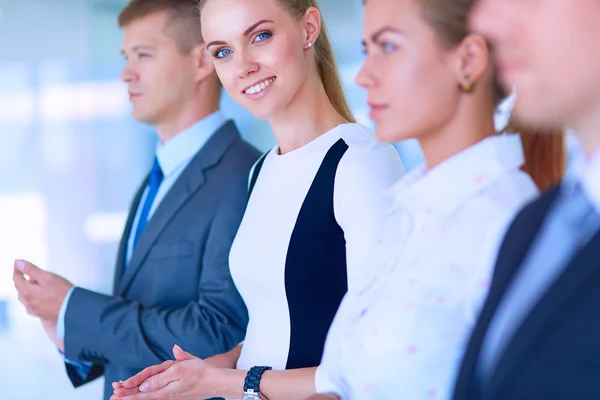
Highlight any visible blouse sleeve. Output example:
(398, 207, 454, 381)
(314, 292, 355, 399)
(333, 139, 405, 292)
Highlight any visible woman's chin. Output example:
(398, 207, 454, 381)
(243, 103, 279, 121)
(375, 124, 411, 144)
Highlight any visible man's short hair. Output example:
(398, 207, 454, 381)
(118, 0, 203, 53)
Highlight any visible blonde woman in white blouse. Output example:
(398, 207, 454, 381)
(311, 0, 565, 399)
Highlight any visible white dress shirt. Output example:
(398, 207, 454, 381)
(567, 142, 600, 215)
(573, 149, 600, 214)
(316, 134, 539, 400)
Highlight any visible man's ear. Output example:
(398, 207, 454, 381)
(192, 42, 216, 83)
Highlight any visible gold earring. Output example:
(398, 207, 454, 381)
(460, 75, 473, 92)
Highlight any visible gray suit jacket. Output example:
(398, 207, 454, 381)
(62, 121, 260, 399)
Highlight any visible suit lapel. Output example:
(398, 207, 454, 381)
(117, 121, 240, 295)
(453, 188, 560, 400)
(489, 229, 600, 398)
(112, 180, 148, 294)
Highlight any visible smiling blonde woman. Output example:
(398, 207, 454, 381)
(111, 0, 404, 399)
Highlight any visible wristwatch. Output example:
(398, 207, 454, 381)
(242, 366, 272, 400)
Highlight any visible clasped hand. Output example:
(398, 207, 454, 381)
(111, 345, 219, 400)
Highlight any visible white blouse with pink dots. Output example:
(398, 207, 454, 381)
(316, 134, 540, 400)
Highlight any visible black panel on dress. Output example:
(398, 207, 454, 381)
(284, 138, 349, 369)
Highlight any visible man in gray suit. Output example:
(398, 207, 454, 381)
(12, 1, 259, 399)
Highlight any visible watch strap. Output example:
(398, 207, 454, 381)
(243, 365, 272, 394)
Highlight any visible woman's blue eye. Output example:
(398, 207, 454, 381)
(215, 48, 232, 58)
(383, 43, 397, 53)
(255, 32, 272, 42)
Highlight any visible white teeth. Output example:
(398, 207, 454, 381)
(245, 77, 275, 94)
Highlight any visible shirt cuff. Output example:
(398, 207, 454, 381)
(314, 364, 343, 397)
(57, 286, 76, 340)
(65, 354, 94, 379)
(56, 304, 94, 381)
(58, 348, 93, 367)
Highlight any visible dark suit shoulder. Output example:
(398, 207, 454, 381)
(451, 186, 563, 400)
(496, 185, 561, 262)
(225, 134, 262, 164)
(214, 129, 261, 189)
(503, 185, 560, 239)
(490, 185, 561, 288)
(209, 121, 260, 168)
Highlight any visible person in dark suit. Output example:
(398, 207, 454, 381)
(451, 1, 600, 399)
(12, 1, 260, 399)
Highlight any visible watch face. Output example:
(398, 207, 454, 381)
(242, 393, 261, 400)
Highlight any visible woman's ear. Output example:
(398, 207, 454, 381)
(452, 33, 490, 92)
(303, 6, 322, 48)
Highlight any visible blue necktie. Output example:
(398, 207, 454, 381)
(133, 157, 163, 249)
